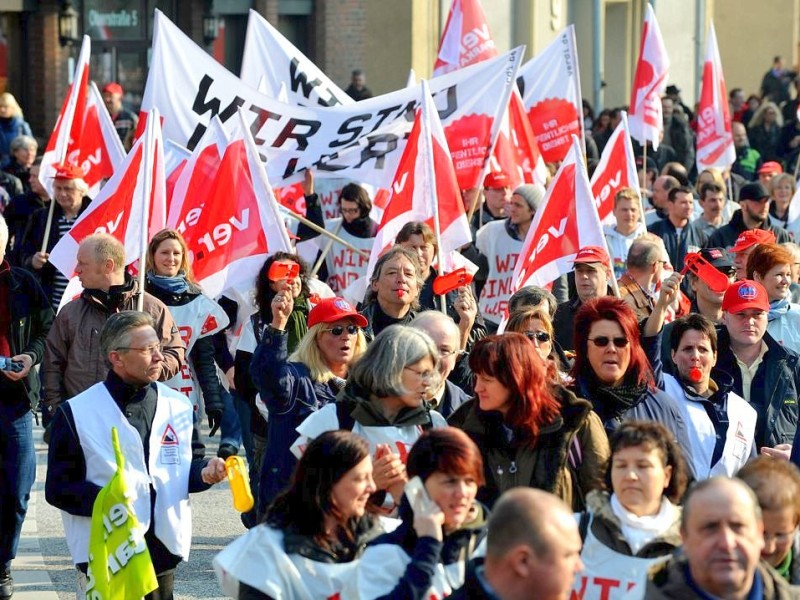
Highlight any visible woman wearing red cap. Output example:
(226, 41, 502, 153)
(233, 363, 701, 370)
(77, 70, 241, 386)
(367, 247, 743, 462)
(250, 294, 368, 517)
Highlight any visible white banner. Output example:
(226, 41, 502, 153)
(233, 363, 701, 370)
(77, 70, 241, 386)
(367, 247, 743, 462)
(142, 10, 522, 190)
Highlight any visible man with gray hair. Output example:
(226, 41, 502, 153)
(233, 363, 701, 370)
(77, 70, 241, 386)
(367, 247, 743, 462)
(617, 236, 666, 321)
(0, 213, 53, 599)
(41, 233, 185, 419)
(46, 311, 226, 599)
(451, 488, 584, 599)
(19, 164, 91, 311)
(638, 477, 796, 599)
(410, 311, 470, 416)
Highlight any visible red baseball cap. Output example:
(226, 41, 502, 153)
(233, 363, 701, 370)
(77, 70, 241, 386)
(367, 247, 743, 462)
(730, 229, 777, 253)
(51, 163, 85, 180)
(721, 280, 770, 313)
(483, 171, 509, 189)
(573, 245, 611, 269)
(758, 161, 783, 175)
(102, 82, 123, 96)
(308, 297, 368, 328)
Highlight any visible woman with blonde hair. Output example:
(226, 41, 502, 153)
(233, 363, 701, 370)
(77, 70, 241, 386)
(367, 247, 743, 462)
(505, 305, 568, 379)
(769, 173, 798, 234)
(250, 296, 369, 515)
(748, 101, 784, 162)
(0, 93, 31, 167)
(145, 228, 240, 456)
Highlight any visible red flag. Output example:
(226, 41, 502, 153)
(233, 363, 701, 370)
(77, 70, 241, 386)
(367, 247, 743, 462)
(489, 91, 547, 188)
(49, 109, 167, 278)
(590, 112, 641, 225)
(433, 0, 497, 76)
(517, 26, 584, 163)
(39, 35, 91, 196)
(512, 136, 606, 290)
(172, 112, 292, 298)
(628, 5, 670, 147)
(164, 140, 191, 203)
(696, 23, 735, 172)
(366, 80, 472, 284)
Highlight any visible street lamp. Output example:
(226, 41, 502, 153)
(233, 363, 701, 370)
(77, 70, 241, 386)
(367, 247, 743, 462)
(203, 4, 220, 47)
(58, 0, 80, 47)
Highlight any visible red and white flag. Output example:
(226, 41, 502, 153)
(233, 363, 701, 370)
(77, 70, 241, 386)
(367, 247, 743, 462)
(164, 139, 191, 202)
(517, 26, 584, 164)
(366, 80, 472, 284)
(628, 5, 670, 148)
(590, 112, 641, 225)
(83, 82, 126, 193)
(489, 91, 547, 188)
(49, 108, 167, 279)
(433, 0, 497, 76)
(39, 35, 91, 196)
(696, 23, 735, 172)
(511, 136, 606, 290)
(171, 111, 292, 298)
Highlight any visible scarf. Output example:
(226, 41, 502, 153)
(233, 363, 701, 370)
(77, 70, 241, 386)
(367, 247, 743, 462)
(588, 373, 648, 422)
(610, 494, 678, 554)
(286, 295, 310, 352)
(146, 271, 189, 295)
(769, 297, 791, 321)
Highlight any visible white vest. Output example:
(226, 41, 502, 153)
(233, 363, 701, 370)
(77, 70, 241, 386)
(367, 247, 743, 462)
(476, 220, 521, 325)
(163, 294, 229, 410)
(324, 217, 375, 294)
(572, 512, 670, 600)
(290, 403, 447, 460)
(663, 374, 756, 479)
(214, 525, 359, 600)
(62, 382, 194, 565)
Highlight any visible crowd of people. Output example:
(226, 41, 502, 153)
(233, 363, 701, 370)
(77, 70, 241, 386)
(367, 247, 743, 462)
(3, 54, 800, 600)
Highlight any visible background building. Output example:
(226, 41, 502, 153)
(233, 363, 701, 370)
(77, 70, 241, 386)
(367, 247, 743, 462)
(2, 0, 798, 143)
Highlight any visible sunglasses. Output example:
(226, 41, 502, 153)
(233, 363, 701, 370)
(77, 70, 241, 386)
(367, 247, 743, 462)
(323, 324, 360, 336)
(524, 331, 551, 343)
(588, 336, 629, 348)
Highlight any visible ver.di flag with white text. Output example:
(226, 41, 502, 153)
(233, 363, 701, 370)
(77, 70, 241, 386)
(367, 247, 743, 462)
(696, 23, 735, 172)
(140, 10, 522, 191)
(590, 112, 641, 225)
(433, 0, 497, 76)
(86, 427, 158, 600)
(511, 136, 606, 290)
(627, 5, 670, 148)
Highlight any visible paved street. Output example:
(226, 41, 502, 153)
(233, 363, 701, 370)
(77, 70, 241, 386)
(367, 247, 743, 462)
(14, 420, 246, 600)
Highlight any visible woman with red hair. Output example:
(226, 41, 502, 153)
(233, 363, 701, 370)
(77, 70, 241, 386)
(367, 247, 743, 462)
(448, 333, 609, 510)
(569, 291, 691, 458)
(747, 242, 800, 353)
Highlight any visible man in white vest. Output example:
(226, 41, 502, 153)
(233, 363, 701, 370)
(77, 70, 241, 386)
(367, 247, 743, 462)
(45, 311, 226, 599)
(662, 313, 756, 479)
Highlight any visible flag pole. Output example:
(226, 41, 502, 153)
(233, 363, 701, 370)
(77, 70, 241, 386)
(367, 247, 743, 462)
(640, 142, 649, 229)
(310, 220, 343, 276)
(279, 206, 370, 259)
(137, 109, 157, 312)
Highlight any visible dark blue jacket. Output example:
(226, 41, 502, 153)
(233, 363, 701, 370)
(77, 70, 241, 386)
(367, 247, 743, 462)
(250, 327, 340, 514)
(647, 217, 707, 272)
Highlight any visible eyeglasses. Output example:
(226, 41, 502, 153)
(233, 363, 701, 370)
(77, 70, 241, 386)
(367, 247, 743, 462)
(340, 207, 360, 216)
(117, 343, 163, 355)
(323, 325, 360, 336)
(524, 331, 551, 344)
(404, 366, 439, 383)
(588, 336, 629, 348)
(439, 348, 466, 359)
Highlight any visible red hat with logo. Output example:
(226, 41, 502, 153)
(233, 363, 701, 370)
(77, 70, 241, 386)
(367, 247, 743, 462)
(483, 171, 509, 189)
(51, 163, 84, 180)
(308, 297, 368, 328)
(758, 161, 783, 175)
(102, 82, 124, 96)
(730, 229, 777, 253)
(721, 280, 770, 313)
(573, 245, 611, 269)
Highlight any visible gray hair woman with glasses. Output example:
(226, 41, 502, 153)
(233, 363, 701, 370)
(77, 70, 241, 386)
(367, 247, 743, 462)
(250, 296, 369, 517)
(291, 324, 447, 514)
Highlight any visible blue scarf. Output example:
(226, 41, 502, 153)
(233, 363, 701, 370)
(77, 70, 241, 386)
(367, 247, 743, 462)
(769, 297, 791, 322)
(146, 271, 189, 295)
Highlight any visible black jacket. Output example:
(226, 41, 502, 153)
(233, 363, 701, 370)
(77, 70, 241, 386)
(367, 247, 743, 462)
(647, 218, 707, 272)
(0, 263, 54, 416)
(706, 209, 792, 251)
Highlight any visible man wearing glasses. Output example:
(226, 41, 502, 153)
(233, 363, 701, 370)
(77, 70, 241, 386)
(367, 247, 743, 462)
(41, 233, 185, 422)
(46, 311, 226, 599)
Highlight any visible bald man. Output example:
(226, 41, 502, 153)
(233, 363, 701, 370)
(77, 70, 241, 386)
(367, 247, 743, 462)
(639, 477, 796, 599)
(451, 488, 583, 600)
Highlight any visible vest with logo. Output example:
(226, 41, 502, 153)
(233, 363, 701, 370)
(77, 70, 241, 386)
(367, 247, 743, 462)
(476, 220, 522, 325)
(62, 382, 194, 565)
(324, 217, 374, 293)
